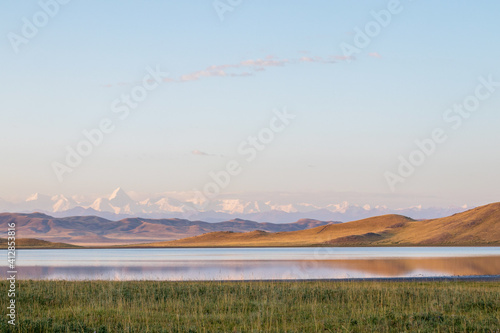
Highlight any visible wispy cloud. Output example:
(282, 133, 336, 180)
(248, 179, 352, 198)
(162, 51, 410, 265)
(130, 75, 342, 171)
(192, 150, 217, 157)
(368, 52, 382, 58)
(230, 72, 253, 77)
(300, 56, 332, 64)
(180, 69, 227, 82)
(103, 53, 353, 87)
(240, 58, 289, 67)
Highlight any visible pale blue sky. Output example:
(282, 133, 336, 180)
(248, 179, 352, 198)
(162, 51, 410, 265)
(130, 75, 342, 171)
(1, 0, 499, 207)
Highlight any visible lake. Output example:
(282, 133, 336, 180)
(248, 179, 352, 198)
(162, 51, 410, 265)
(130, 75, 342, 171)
(3, 247, 500, 280)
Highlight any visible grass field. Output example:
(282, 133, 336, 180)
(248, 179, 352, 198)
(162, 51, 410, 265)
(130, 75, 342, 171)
(1, 280, 498, 332)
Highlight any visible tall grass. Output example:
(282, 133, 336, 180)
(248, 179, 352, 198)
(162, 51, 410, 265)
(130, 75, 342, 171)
(0, 280, 498, 332)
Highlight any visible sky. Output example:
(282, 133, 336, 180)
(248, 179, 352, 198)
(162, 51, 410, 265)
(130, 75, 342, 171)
(1, 0, 499, 208)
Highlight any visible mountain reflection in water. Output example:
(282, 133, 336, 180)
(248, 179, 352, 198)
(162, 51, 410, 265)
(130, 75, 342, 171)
(5, 256, 499, 281)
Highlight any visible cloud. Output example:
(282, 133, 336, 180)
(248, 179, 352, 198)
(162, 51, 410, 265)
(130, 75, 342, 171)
(207, 64, 240, 71)
(205, 56, 287, 73)
(230, 72, 253, 77)
(299, 56, 334, 64)
(180, 56, 291, 82)
(103, 53, 354, 86)
(333, 55, 355, 61)
(192, 150, 226, 158)
(240, 58, 289, 67)
(180, 69, 227, 82)
(299, 55, 356, 64)
(192, 150, 215, 156)
(368, 52, 382, 58)
(300, 56, 319, 63)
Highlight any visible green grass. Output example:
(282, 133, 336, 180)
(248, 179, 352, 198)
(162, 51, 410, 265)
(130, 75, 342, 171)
(0, 280, 499, 332)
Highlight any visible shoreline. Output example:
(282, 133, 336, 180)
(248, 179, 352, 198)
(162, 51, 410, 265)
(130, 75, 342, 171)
(5, 244, 500, 249)
(7, 275, 500, 282)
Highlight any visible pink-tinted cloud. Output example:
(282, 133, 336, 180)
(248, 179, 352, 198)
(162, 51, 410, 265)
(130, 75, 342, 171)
(206, 63, 240, 71)
(181, 69, 227, 82)
(333, 55, 355, 61)
(299, 56, 337, 64)
(240, 58, 289, 67)
(300, 56, 318, 62)
(368, 52, 382, 58)
(230, 72, 253, 77)
(103, 53, 354, 87)
(192, 150, 213, 156)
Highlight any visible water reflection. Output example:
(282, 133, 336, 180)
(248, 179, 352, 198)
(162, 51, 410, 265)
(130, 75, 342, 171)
(4, 256, 500, 281)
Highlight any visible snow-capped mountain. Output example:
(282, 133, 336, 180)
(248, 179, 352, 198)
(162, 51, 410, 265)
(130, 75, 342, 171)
(52, 195, 77, 212)
(89, 187, 140, 214)
(22, 193, 54, 212)
(0, 188, 471, 223)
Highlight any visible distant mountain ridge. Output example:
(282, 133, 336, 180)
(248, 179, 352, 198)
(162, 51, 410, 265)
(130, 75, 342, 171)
(3, 202, 499, 247)
(0, 188, 469, 223)
(145, 202, 500, 247)
(0, 213, 336, 245)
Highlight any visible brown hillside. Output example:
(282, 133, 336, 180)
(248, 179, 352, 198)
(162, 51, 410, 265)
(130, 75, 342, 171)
(389, 202, 500, 245)
(138, 214, 415, 247)
(142, 203, 500, 247)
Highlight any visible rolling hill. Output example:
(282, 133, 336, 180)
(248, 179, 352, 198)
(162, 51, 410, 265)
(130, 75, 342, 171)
(140, 202, 500, 247)
(2, 202, 498, 247)
(0, 238, 80, 249)
(0, 213, 335, 245)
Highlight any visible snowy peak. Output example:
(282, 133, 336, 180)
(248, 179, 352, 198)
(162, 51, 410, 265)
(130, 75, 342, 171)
(51, 195, 76, 212)
(109, 187, 124, 199)
(154, 197, 189, 213)
(88, 188, 138, 215)
(0, 189, 472, 223)
(109, 187, 132, 202)
(26, 193, 51, 203)
(23, 193, 53, 211)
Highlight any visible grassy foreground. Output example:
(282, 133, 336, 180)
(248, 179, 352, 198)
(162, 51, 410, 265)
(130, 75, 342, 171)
(1, 280, 499, 332)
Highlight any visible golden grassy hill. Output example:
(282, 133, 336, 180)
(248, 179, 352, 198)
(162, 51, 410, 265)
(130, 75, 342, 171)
(0, 238, 81, 249)
(389, 202, 500, 245)
(139, 203, 500, 247)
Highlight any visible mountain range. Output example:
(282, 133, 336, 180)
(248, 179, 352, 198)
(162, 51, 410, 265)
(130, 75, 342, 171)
(0, 213, 335, 245)
(143, 202, 500, 247)
(2, 202, 498, 247)
(0, 188, 469, 223)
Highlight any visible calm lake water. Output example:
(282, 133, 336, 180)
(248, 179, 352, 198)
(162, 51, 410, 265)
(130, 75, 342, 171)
(3, 247, 500, 280)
